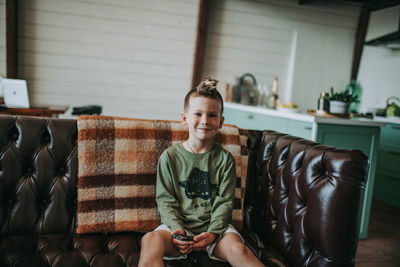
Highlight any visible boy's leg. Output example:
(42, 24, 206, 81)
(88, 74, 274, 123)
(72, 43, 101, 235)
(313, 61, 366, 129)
(138, 230, 180, 267)
(213, 233, 265, 267)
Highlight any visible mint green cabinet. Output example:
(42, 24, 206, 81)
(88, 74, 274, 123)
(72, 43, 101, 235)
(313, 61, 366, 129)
(288, 120, 313, 139)
(374, 169, 400, 206)
(379, 124, 400, 150)
(224, 108, 312, 139)
(224, 108, 289, 133)
(374, 124, 400, 208)
(316, 124, 380, 239)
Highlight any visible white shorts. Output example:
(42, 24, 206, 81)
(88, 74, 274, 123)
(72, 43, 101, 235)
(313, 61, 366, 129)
(154, 224, 244, 262)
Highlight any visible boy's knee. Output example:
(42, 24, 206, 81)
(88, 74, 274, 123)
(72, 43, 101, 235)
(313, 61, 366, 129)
(231, 242, 251, 257)
(141, 231, 165, 246)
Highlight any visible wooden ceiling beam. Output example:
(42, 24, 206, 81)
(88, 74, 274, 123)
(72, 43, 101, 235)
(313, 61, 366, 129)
(340, 0, 400, 11)
(297, 0, 312, 5)
(368, 1, 400, 11)
(351, 5, 371, 80)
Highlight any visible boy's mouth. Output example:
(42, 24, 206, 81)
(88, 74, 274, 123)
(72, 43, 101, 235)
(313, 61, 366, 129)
(197, 127, 211, 131)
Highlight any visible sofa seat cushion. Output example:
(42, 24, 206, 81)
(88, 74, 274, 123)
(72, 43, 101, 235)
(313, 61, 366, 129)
(1, 231, 273, 267)
(240, 231, 287, 267)
(0, 233, 143, 267)
(258, 247, 287, 267)
(164, 251, 230, 267)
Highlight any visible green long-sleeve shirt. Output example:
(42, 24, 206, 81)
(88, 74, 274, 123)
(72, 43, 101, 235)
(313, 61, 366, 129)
(156, 143, 236, 240)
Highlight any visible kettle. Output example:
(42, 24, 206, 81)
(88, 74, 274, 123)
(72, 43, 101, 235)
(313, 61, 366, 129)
(234, 73, 257, 105)
(385, 96, 400, 117)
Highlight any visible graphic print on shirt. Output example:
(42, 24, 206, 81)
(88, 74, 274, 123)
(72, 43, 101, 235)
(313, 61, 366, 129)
(179, 167, 218, 199)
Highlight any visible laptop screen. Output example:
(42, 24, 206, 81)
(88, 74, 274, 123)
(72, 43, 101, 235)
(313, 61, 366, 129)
(1, 78, 30, 108)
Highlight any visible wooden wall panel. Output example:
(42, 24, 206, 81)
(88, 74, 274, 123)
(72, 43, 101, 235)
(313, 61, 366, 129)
(17, 0, 199, 119)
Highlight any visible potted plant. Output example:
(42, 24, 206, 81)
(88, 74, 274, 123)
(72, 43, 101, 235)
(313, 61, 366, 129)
(326, 86, 359, 114)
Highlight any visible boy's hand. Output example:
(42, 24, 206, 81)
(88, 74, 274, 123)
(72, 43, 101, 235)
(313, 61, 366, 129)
(171, 228, 194, 255)
(193, 232, 217, 251)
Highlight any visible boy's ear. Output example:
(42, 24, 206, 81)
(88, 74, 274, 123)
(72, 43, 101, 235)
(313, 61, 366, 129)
(219, 116, 225, 129)
(181, 112, 188, 125)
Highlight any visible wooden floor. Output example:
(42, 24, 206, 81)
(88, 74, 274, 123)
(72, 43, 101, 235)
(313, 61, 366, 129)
(356, 199, 400, 266)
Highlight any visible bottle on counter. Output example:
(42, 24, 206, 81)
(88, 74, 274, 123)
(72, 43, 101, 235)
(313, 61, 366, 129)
(224, 82, 230, 102)
(266, 76, 279, 109)
(317, 92, 327, 114)
(232, 76, 240, 103)
(257, 83, 269, 107)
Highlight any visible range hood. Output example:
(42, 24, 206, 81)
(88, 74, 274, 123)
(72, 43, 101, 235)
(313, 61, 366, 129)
(365, 31, 400, 49)
(365, 5, 400, 50)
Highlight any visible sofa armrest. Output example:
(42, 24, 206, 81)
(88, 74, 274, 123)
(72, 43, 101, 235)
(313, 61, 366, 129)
(243, 130, 369, 266)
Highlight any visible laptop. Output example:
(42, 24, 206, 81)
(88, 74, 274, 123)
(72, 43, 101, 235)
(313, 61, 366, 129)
(1, 78, 30, 108)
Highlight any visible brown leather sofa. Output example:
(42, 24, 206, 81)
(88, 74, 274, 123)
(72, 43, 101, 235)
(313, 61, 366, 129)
(0, 115, 369, 267)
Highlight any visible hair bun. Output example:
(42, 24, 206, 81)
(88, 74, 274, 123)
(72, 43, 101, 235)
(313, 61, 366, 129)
(196, 77, 219, 94)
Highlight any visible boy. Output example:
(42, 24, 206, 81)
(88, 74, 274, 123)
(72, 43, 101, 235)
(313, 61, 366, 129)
(138, 78, 264, 267)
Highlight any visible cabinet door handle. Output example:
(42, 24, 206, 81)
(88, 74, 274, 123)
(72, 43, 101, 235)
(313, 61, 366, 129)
(391, 126, 400, 130)
(248, 114, 254, 119)
(384, 173, 400, 182)
(304, 127, 312, 130)
(388, 150, 400, 156)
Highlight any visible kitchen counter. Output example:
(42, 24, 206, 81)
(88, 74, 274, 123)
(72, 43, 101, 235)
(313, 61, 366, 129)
(225, 102, 387, 127)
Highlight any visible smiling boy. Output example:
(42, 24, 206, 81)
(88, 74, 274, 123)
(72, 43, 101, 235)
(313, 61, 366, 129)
(138, 78, 264, 267)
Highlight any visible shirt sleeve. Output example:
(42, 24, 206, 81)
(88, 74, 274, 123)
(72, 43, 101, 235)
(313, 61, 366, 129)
(156, 151, 185, 231)
(207, 153, 236, 241)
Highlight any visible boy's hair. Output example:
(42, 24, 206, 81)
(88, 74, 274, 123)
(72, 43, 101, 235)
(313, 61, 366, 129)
(184, 77, 224, 115)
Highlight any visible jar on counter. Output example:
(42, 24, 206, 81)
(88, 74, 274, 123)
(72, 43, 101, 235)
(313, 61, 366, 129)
(317, 92, 329, 114)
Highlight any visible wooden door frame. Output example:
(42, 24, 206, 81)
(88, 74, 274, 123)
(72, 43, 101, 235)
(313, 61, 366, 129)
(191, 0, 210, 89)
(6, 0, 18, 78)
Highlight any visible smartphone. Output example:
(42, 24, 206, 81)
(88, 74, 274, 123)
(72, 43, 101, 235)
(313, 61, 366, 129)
(171, 234, 194, 241)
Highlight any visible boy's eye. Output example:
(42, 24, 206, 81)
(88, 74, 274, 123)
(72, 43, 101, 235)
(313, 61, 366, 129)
(194, 113, 201, 116)
(209, 114, 217, 118)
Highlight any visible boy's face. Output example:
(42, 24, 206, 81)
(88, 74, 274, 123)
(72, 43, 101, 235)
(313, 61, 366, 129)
(181, 96, 224, 143)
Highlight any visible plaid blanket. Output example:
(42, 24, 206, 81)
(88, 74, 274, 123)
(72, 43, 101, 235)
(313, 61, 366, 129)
(76, 115, 248, 234)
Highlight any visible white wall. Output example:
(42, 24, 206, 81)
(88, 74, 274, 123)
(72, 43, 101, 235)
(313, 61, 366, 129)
(358, 5, 400, 112)
(17, 0, 199, 119)
(358, 47, 400, 111)
(203, 0, 360, 110)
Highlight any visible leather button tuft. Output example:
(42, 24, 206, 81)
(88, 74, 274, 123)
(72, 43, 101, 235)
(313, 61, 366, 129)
(27, 168, 32, 173)
(8, 199, 13, 205)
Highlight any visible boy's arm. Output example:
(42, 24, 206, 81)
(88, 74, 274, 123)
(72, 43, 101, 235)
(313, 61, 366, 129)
(156, 152, 184, 231)
(207, 154, 236, 242)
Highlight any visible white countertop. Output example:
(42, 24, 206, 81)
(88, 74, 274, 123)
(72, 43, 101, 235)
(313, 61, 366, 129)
(225, 102, 391, 127)
(372, 115, 400, 125)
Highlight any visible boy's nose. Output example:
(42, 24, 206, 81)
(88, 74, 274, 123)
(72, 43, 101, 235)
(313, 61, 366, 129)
(200, 115, 208, 124)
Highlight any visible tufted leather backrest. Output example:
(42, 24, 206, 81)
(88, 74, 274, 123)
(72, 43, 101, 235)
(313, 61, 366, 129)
(0, 115, 78, 235)
(244, 130, 369, 266)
